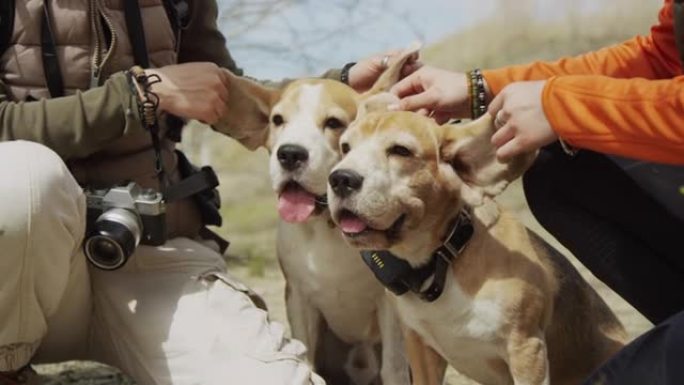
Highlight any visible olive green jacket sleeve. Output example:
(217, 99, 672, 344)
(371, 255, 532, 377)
(0, 73, 145, 159)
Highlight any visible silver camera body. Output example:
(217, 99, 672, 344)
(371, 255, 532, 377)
(84, 182, 166, 270)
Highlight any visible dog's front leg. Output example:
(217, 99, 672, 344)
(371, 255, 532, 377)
(377, 298, 411, 385)
(285, 283, 322, 364)
(403, 327, 447, 385)
(506, 329, 550, 385)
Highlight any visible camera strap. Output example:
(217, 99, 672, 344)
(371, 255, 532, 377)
(0, 0, 14, 59)
(124, 2, 227, 253)
(40, 1, 65, 98)
(123, 0, 169, 190)
(163, 165, 219, 203)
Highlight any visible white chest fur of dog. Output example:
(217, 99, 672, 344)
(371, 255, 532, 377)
(394, 270, 508, 384)
(278, 218, 384, 344)
(266, 81, 410, 385)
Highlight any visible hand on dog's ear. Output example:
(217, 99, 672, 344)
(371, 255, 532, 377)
(212, 72, 281, 150)
(358, 43, 422, 117)
(440, 114, 536, 203)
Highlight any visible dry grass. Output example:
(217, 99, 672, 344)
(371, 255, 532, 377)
(424, 0, 658, 70)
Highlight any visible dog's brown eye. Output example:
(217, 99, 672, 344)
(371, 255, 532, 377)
(272, 114, 284, 126)
(387, 145, 413, 157)
(341, 143, 351, 154)
(325, 117, 345, 130)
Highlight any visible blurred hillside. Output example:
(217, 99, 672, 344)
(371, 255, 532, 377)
(424, 0, 658, 69)
(183, 0, 662, 269)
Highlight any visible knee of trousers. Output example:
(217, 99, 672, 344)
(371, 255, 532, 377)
(664, 311, 684, 362)
(0, 141, 86, 258)
(522, 145, 567, 223)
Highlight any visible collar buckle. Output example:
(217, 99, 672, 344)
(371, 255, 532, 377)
(441, 208, 473, 260)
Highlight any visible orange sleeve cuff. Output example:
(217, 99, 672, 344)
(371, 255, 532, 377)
(542, 75, 684, 165)
(481, 68, 511, 96)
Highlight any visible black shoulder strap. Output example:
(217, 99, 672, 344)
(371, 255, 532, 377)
(0, 0, 14, 58)
(41, 2, 65, 98)
(162, 0, 191, 32)
(124, 0, 190, 68)
(123, 0, 150, 68)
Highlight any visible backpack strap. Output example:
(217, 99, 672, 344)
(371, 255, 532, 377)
(0, 0, 14, 61)
(41, 1, 65, 98)
(123, 0, 150, 68)
(162, 0, 191, 32)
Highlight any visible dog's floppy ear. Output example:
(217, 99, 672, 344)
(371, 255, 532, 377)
(213, 72, 281, 150)
(440, 114, 536, 202)
(358, 42, 422, 116)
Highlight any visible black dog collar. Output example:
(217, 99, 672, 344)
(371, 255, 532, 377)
(361, 209, 474, 302)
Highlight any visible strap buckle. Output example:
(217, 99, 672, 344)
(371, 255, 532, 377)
(440, 209, 473, 259)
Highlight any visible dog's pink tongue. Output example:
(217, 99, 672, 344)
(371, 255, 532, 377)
(278, 189, 316, 223)
(340, 216, 368, 234)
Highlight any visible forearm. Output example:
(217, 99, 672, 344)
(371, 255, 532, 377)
(0, 73, 144, 159)
(543, 74, 684, 165)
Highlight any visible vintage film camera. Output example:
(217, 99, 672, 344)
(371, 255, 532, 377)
(84, 182, 166, 270)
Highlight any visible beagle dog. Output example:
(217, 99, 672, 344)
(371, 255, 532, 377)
(233, 47, 420, 384)
(327, 110, 627, 385)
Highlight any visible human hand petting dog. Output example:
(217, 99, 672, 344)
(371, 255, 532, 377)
(146, 62, 231, 125)
(347, 49, 422, 92)
(488, 81, 557, 162)
(389, 65, 559, 161)
(389, 65, 491, 122)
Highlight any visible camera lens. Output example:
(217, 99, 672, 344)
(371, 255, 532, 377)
(86, 236, 125, 268)
(84, 208, 142, 270)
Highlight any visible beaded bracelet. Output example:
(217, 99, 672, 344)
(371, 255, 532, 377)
(126, 65, 161, 130)
(126, 66, 168, 185)
(340, 62, 356, 85)
(467, 69, 487, 119)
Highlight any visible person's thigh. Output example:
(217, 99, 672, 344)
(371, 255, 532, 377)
(583, 310, 684, 385)
(0, 141, 90, 370)
(34, 247, 92, 364)
(89, 237, 323, 385)
(523, 145, 684, 323)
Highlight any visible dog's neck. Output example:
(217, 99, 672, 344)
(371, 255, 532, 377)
(387, 206, 469, 267)
(389, 196, 501, 266)
(361, 208, 474, 302)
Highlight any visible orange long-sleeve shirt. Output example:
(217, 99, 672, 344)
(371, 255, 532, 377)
(482, 0, 684, 165)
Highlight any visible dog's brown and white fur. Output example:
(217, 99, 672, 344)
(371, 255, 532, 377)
(257, 50, 422, 385)
(327, 111, 627, 385)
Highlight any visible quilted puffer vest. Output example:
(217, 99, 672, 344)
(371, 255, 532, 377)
(0, 0, 204, 238)
(1, 0, 177, 101)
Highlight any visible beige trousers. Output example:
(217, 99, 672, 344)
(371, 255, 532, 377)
(0, 141, 323, 385)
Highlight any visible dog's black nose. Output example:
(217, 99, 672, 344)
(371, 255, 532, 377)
(277, 144, 309, 171)
(329, 169, 364, 198)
